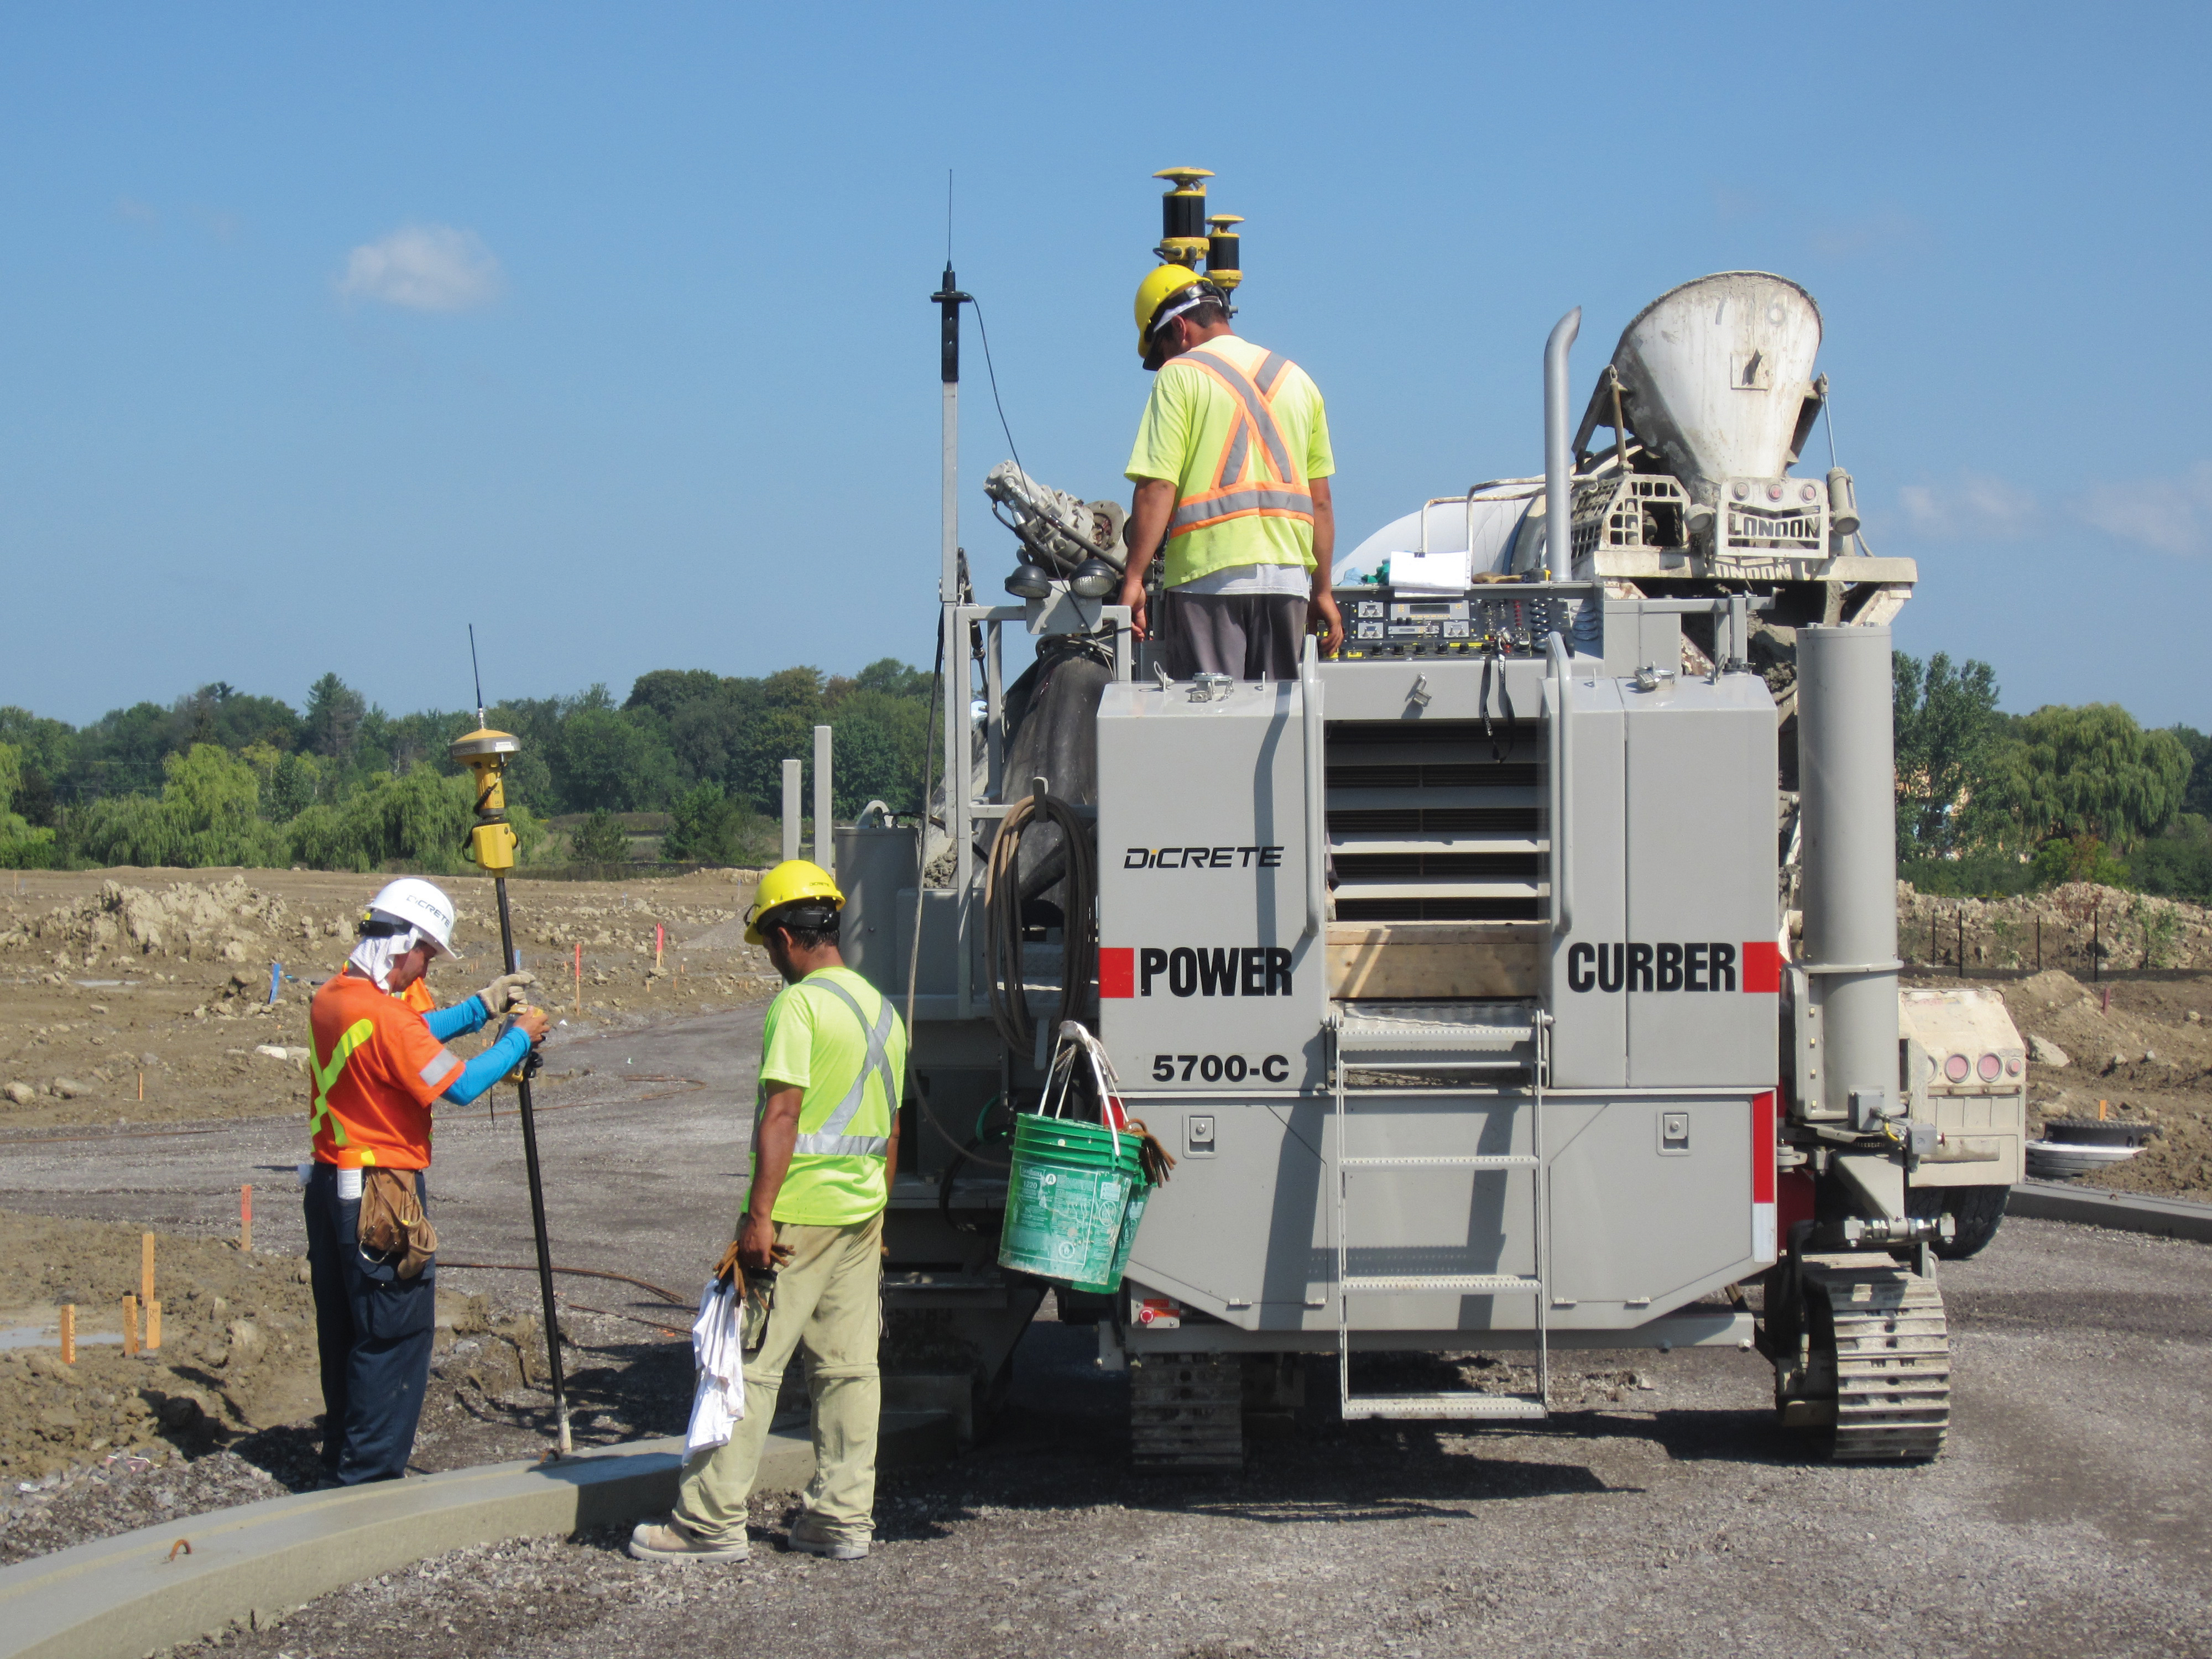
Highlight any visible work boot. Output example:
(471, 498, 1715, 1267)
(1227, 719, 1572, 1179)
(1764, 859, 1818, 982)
(786, 1515, 869, 1560)
(627, 1518, 748, 1564)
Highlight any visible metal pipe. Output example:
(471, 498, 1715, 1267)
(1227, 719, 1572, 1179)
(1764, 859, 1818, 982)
(492, 878, 570, 1455)
(812, 725, 833, 872)
(933, 265, 967, 606)
(1547, 630, 1573, 936)
(1301, 634, 1326, 940)
(1543, 309, 1583, 578)
(1797, 624, 1900, 1121)
(781, 759, 802, 865)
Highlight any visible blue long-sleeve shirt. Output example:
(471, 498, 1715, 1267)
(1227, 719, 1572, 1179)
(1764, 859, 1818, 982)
(426, 995, 536, 1105)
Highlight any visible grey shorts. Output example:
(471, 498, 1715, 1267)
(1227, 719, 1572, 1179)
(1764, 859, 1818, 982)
(1160, 589, 1310, 681)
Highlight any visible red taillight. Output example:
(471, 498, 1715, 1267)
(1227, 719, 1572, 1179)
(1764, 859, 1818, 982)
(1978, 1052, 2002, 1082)
(1944, 1053, 1971, 1083)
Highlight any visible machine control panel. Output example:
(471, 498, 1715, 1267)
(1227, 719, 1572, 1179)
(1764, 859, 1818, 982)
(1334, 587, 1574, 659)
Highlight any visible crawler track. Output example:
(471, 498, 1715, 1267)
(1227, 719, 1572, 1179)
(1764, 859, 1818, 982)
(1807, 1256, 1951, 1462)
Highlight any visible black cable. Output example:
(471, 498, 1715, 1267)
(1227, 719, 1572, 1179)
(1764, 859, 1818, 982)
(969, 296, 1027, 484)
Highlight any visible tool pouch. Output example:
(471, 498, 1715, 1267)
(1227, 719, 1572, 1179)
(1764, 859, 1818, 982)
(358, 1167, 438, 1279)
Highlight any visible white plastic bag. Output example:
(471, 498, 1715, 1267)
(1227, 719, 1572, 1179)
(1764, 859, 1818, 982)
(685, 1277, 747, 1454)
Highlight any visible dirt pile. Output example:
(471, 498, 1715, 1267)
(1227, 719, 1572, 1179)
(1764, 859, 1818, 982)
(1971, 967, 2212, 1196)
(0, 868, 773, 1130)
(1898, 880, 2212, 972)
(0, 875, 304, 968)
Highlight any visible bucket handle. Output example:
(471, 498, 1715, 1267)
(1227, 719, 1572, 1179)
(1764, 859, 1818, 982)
(1041, 1019, 1123, 1164)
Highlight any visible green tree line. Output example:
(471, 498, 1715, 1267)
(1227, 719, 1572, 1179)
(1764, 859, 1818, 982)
(1893, 651, 2212, 900)
(0, 659, 936, 873)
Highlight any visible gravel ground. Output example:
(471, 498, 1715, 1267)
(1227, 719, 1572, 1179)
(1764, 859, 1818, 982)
(7, 976, 2210, 1656)
(114, 1216, 2212, 1659)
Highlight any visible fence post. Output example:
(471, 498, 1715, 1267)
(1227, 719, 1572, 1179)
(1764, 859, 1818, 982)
(813, 723, 833, 874)
(1957, 909, 1965, 979)
(781, 759, 802, 865)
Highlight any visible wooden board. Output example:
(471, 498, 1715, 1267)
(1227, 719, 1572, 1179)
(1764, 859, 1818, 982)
(1326, 922, 1545, 1000)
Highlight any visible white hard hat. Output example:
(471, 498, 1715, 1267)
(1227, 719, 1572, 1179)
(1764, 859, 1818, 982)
(364, 878, 463, 959)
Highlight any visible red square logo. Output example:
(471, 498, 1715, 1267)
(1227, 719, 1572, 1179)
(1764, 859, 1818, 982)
(1099, 947, 1134, 998)
(1741, 940, 1781, 994)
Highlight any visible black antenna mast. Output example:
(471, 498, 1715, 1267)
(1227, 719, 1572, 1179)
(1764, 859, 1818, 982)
(468, 624, 487, 727)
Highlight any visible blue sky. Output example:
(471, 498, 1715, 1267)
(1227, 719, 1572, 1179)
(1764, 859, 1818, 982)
(3, 4, 2208, 728)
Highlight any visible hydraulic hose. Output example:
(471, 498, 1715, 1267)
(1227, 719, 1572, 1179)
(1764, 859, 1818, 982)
(983, 790, 1097, 1062)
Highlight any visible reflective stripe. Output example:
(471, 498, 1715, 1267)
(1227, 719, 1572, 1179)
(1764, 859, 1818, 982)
(1181, 347, 1297, 488)
(419, 1047, 463, 1091)
(791, 978, 898, 1158)
(1170, 486, 1316, 533)
(308, 1018, 377, 1147)
(1254, 351, 1288, 395)
(795, 1133, 893, 1157)
(1218, 420, 1250, 489)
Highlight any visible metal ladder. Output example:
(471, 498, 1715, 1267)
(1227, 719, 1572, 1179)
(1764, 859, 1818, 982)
(1330, 1005, 1551, 1421)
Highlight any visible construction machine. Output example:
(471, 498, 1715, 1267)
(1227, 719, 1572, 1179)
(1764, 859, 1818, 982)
(828, 173, 2026, 1467)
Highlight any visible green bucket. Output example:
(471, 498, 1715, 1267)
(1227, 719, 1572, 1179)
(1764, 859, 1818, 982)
(1070, 1176, 1152, 1296)
(999, 1114, 1144, 1288)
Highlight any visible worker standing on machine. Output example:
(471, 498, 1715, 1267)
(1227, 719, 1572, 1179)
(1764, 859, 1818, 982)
(631, 859, 906, 1566)
(304, 878, 546, 1485)
(1115, 264, 1344, 677)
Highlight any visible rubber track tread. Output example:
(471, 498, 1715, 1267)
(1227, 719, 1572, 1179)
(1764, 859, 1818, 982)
(1812, 1262, 1950, 1462)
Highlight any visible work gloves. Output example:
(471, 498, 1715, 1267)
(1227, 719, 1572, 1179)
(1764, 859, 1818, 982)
(477, 970, 538, 1013)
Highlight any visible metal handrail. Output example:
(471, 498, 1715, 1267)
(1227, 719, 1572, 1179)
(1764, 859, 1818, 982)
(1547, 629, 1572, 937)
(1302, 632, 1326, 940)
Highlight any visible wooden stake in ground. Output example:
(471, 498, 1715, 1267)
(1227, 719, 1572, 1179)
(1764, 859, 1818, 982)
(141, 1232, 155, 1309)
(138, 1071, 144, 1102)
(240, 1183, 253, 1253)
(122, 1294, 139, 1356)
(147, 1300, 161, 1351)
(655, 923, 665, 977)
(574, 943, 582, 1016)
(59, 1304, 74, 1365)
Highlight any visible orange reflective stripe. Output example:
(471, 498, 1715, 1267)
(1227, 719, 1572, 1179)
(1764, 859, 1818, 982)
(308, 1018, 377, 1147)
(1167, 345, 1313, 541)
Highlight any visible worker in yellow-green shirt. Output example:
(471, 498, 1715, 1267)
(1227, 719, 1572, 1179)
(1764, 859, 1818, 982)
(1116, 263, 1344, 679)
(630, 860, 906, 1567)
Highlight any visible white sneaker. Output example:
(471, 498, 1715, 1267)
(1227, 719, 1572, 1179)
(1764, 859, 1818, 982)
(627, 1519, 748, 1564)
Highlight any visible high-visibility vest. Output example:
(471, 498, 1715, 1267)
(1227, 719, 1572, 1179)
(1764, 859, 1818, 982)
(757, 970, 904, 1225)
(1165, 341, 1316, 544)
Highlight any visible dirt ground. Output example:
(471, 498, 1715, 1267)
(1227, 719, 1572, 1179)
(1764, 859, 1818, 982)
(1911, 966, 2212, 1197)
(0, 867, 775, 1131)
(108, 1219, 2212, 1659)
(0, 1206, 696, 1556)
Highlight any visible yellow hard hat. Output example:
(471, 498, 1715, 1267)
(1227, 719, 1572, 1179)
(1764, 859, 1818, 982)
(744, 859, 844, 945)
(1133, 263, 1214, 359)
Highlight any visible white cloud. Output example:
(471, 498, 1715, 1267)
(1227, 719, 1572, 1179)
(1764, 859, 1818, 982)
(336, 224, 503, 312)
(2071, 460, 2212, 557)
(1896, 472, 2039, 540)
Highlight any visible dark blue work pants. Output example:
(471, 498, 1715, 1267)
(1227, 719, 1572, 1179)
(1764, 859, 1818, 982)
(303, 1164, 437, 1484)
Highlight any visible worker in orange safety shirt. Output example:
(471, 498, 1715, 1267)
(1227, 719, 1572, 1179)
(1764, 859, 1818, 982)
(303, 878, 545, 1484)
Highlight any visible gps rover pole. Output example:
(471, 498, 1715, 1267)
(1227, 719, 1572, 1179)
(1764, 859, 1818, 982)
(451, 717, 572, 1456)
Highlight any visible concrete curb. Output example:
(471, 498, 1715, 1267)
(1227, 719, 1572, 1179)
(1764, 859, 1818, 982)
(2008, 1181, 2212, 1243)
(0, 1412, 952, 1659)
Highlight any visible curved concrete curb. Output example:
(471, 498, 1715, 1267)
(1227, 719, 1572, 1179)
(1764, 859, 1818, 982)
(0, 1411, 952, 1659)
(2008, 1180, 2212, 1243)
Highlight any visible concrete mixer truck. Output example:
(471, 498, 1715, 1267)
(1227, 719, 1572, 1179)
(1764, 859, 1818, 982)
(826, 179, 2026, 1471)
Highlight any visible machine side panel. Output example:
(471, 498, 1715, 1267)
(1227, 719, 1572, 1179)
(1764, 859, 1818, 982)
(1545, 1096, 1757, 1307)
(1623, 678, 1778, 1087)
(1097, 680, 1326, 1092)
(1548, 676, 1627, 1088)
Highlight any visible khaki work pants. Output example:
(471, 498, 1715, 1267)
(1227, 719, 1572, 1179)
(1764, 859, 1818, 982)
(672, 1213, 883, 1547)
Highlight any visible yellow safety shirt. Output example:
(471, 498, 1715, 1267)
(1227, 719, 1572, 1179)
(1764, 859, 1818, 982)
(1126, 335, 1335, 588)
